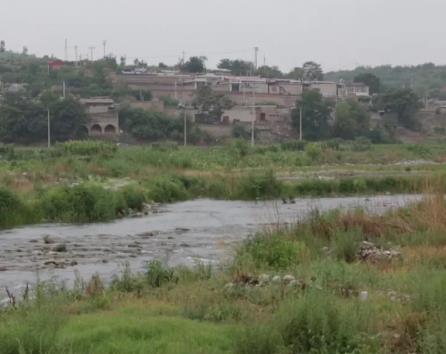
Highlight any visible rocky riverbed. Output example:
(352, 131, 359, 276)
(0, 195, 421, 304)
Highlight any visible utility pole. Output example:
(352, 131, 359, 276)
(47, 108, 51, 148)
(254, 46, 259, 71)
(74, 45, 78, 65)
(64, 38, 68, 61)
(183, 106, 187, 147)
(102, 40, 107, 58)
(299, 105, 303, 141)
(88, 47, 95, 61)
(251, 89, 256, 147)
(62, 81, 66, 99)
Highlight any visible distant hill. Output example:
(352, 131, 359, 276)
(325, 63, 446, 98)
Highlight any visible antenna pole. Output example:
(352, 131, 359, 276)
(102, 40, 107, 58)
(64, 38, 68, 61)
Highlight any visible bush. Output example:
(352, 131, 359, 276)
(351, 137, 372, 152)
(147, 176, 189, 203)
(56, 140, 117, 157)
(240, 233, 306, 269)
(281, 140, 307, 151)
(0, 187, 30, 228)
(236, 170, 282, 200)
(40, 184, 118, 223)
(234, 326, 284, 354)
(146, 260, 176, 288)
(121, 184, 147, 211)
(305, 143, 323, 161)
(332, 230, 361, 263)
(276, 292, 375, 353)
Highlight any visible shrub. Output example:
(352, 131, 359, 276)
(146, 260, 176, 288)
(240, 233, 306, 269)
(147, 177, 189, 203)
(40, 184, 117, 223)
(276, 292, 375, 353)
(234, 326, 284, 354)
(0, 187, 29, 228)
(351, 137, 372, 152)
(236, 170, 282, 200)
(121, 184, 147, 211)
(281, 140, 307, 151)
(56, 140, 117, 157)
(305, 143, 323, 161)
(332, 230, 361, 263)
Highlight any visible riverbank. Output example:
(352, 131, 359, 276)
(1, 192, 446, 353)
(0, 141, 444, 228)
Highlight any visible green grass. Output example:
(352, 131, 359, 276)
(57, 308, 237, 354)
(3, 196, 446, 353)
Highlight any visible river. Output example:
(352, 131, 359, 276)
(0, 195, 420, 304)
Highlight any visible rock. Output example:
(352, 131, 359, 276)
(43, 235, 56, 244)
(102, 259, 109, 264)
(69, 261, 78, 266)
(29, 239, 39, 243)
(138, 231, 155, 238)
(359, 291, 369, 301)
(52, 244, 67, 253)
(258, 274, 270, 284)
(44, 260, 65, 268)
(283, 275, 296, 284)
(175, 228, 190, 233)
(272, 275, 282, 284)
(288, 280, 300, 288)
(224, 282, 235, 290)
(180, 243, 191, 248)
(128, 243, 142, 248)
(0, 266, 7, 272)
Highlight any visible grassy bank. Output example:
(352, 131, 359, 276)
(0, 171, 429, 229)
(2, 192, 446, 353)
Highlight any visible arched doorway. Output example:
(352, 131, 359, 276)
(104, 124, 117, 135)
(90, 124, 102, 135)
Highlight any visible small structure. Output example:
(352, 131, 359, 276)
(80, 97, 120, 138)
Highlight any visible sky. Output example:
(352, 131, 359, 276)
(1, 0, 446, 72)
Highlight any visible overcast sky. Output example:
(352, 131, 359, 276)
(1, 0, 445, 72)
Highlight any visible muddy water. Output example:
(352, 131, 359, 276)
(0, 195, 420, 303)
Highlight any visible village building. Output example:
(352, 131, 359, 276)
(80, 97, 120, 137)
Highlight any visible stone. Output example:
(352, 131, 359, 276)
(52, 244, 67, 253)
(0, 266, 7, 272)
(288, 280, 300, 288)
(258, 274, 270, 284)
(272, 275, 282, 284)
(43, 235, 56, 244)
(224, 282, 234, 290)
(283, 275, 296, 284)
(359, 291, 369, 301)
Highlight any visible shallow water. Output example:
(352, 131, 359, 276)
(0, 195, 420, 303)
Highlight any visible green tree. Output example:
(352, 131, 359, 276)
(256, 65, 283, 78)
(0, 93, 47, 143)
(218, 59, 253, 76)
(292, 90, 332, 140)
(288, 67, 304, 80)
(43, 94, 88, 141)
(333, 100, 370, 139)
(181, 56, 206, 73)
(302, 61, 324, 81)
(192, 85, 234, 123)
(376, 89, 422, 130)
(354, 73, 381, 94)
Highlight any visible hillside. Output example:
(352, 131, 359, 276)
(325, 63, 446, 98)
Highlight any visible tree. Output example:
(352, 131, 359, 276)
(0, 40, 5, 53)
(302, 61, 324, 81)
(354, 73, 381, 94)
(181, 56, 206, 73)
(0, 93, 47, 143)
(332, 100, 370, 140)
(288, 67, 304, 80)
(292, 90, 332, 140)
(218, 59, 253, 76)
(375, 89, 422, 130)
(256, 65, 283, 78)
(193, 85, 234, 123)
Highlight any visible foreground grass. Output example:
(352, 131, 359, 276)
(3, 190, 446, 353)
